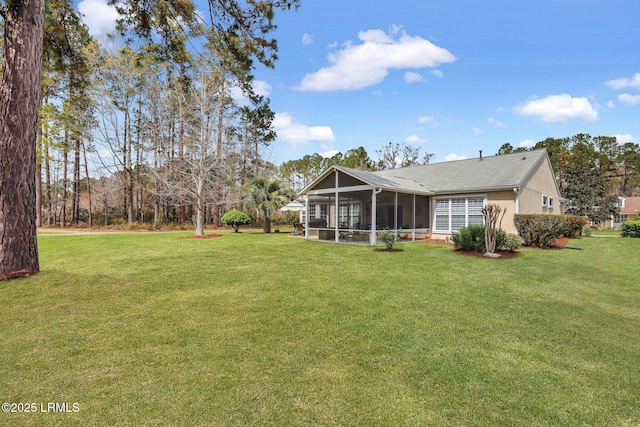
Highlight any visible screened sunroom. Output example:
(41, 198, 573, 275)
(299, 165, 433, 245)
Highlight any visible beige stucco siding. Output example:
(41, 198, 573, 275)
(518, 158, 562, 215)
(487, 190, 518, 234)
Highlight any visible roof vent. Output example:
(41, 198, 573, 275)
(522, 155, 526, 160)
(479, 150, 483, 160)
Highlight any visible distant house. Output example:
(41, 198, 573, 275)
(606, 197, 640, 228)
(298, 149, 562, 244)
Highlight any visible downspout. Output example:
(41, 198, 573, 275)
(335, 170, 340, 242)
(370, 187, 383, 245)
(513, 187, 520, 214)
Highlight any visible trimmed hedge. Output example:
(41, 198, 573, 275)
(220, 209, 251, 232)
(621, 220, 640, 237)
(513, 214, 587, 248)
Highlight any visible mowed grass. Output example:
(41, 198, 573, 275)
(1, 231, 639, 426)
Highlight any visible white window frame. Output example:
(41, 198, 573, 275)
(338, 202, 361, 228)
(433, 195, 487, 233)
(542, 194, 549, 208)
(319, 204, 328, 220)
(548, 197, 554, 209)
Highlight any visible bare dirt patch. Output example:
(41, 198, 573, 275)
(179, 234, 223, 240)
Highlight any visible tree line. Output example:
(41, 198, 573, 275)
(1, 0, 300, 279)
(498, 134, 640, 223)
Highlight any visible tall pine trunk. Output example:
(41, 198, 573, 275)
(0, 0, 44, 280)
(82, 140, 93, 228)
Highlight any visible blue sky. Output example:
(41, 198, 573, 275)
(79, 0, 639, 165)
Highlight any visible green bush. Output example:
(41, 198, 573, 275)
(582, 226, 593, 237)
(451, 224, 486, 252)
(499, 234, 522, 252)
(621, 220, 640, 237)
(513, 214, 587, 248)
(378, 230, 398, 249)
(560, 215, 588, 238)
(220, 209, 251, 232)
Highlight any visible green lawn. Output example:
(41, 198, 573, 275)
(1, 231, 639, 426)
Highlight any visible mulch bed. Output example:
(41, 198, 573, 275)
(179, 234, 223, 240)
(374, 248, 404, 252)
(450, 236, 571, 259)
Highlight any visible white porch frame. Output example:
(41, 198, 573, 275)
(303, 169, 431, 245)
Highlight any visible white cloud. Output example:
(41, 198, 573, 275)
(605, 73, 640, 90)
(273, 113, 335, 147)
(302, 33, 315, 46)
(252, 80, 272, 97)
(618, 93, 640, 106)
(320, 149, 341, 158)
(472, 127, 483, 135)
(513, 94, 598, 122)
(518, 139, 536, 149)
(614, 134, 635, 144)
(328, 41, 338, 48)
(78, 0, 119, 37)
(295, 28, 456, 91)
(418, 115, 437, 126)
(444, 154, 466, 162)
(404, 71, 425, 83)
(406, 134, 427, 144)
(607, 100, 616, 108)
(488, 118, 506, 128)
(430, 69, 444, 78)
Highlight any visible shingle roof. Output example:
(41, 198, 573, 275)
(374, 149, 549, 194)
(333, 165, 433, 195)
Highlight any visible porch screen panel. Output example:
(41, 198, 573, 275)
(467, 197, 484, 225)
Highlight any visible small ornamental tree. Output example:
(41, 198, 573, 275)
(482, 204, 506, 253)
(220, 210, 251, 233)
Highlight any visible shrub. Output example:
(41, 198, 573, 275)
(220, 209, 251, 232)
(582, 226, 593, 237)
(451, 224, 486, 252)
(378, 230, 398, 249)
(499, 234, 522, 252)
(513, 214, 587, 248)
(621, 220, 640, 237)
(495, 229, 507, 251)
(560, 215, 588, 238)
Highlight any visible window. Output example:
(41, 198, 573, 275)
(434, 196, 486, 232)
(542, 195, 549, 207)
(618, 197, 625, 208)
(548, 197, 554, 209)
(320, 204, 328, 220)
(339, 203, 361, 228)
(614, 214, 628, 224)
(308, 205, 316, 218)
(467, 197, 484, 225)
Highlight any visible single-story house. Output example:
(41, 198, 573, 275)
(297, 148, 562, 244)
(606, 197, 640, 228)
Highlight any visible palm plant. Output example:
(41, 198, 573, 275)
(244, 177, 289, 233)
